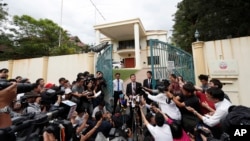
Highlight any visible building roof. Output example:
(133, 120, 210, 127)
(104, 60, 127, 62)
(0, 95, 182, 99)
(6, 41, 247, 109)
(69, 36, 86, 47)
(0, 44, 9, 53)
(94, 18, 147, 41)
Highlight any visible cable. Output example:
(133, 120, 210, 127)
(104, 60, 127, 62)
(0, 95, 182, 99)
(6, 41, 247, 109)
(89, 0, 106, 21)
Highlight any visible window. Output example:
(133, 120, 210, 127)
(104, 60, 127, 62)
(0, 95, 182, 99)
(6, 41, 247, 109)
(146, 39, 159, 46)
(147, 56, 160, 65)
(118, 40, 135, 50)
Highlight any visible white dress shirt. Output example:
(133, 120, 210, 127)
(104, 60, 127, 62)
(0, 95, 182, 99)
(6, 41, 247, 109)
(92, 106, 107, 118)
(113, 79, 124, 91)
(146, 124, 173, 141)
(148, 93, 182, 120)
(202, 99, 232, 127)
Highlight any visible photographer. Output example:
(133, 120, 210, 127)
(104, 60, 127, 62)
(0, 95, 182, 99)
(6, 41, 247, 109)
(10, 98, 23, 118)
(92, 101, 108, 121)
(0, 82, 17, 128)
(80, 117, 103, 141)
(76, 111, 90, 135)
(40, 84, 63, 112)
(186, 87, 232, 139)
(62, 80, 72, 100)
(23, 91, 41, 114)
(85, 111, 113, 140)
(71, 78, 88, 111)
(139, 104, 173, 141)
(0, 68, 9, 79)
(36, 78, 46, 93)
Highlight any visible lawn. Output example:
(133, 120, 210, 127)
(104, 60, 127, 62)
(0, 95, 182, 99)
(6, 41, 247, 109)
(112, 69, 139, 81)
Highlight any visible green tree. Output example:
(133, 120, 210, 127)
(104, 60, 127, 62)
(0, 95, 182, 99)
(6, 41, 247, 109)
(0, 2, 8, 22)
(0, 2, 15, 60)
(172, 0, 250, 53)
(6, 15, 83, 59)
(10, 15, 65, 58)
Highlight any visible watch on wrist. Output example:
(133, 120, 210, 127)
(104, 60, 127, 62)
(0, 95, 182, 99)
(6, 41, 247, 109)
(0, 106, 11, 114)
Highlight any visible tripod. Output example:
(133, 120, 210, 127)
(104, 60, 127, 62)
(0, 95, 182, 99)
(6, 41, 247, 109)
(130, 97, 143, 141)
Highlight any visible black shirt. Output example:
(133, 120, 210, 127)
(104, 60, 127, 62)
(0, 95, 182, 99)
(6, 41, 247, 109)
(179, 94, 200, 115)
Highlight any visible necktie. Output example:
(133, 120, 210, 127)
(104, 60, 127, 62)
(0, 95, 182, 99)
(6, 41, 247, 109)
(132, 82, 136, 95)
(148, 79, 151, 88)
(117, 79, 119, 91)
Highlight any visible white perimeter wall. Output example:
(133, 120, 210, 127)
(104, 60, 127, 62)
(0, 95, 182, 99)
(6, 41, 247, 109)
(202, 36, 250, 106)
(0, 53, 95, 85)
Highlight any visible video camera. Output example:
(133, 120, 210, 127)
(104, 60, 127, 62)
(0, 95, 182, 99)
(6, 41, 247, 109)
(40, 86, 65, 106)
(0, 79, 34, 94)
(0, 100, 76, 141)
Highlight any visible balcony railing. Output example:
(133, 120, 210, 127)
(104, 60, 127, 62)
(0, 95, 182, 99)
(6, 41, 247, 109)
(117, 46, 135, 50)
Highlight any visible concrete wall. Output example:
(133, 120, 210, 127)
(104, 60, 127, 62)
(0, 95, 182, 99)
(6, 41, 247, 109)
(192, 36, 250, 106)
(0, 52, 95, 85)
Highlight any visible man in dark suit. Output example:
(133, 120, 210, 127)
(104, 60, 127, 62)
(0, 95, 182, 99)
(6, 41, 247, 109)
(143, 71, 153, 89)
(126, 74, 142, 100)
(126, 74, 142, 129)
(142, 71, 153, 104)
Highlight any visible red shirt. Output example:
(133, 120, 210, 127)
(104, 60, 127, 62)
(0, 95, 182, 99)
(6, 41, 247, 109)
(195, 91, 215, 115)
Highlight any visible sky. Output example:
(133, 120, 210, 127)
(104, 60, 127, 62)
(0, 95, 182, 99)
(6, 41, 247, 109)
(6, 0, 182, 45)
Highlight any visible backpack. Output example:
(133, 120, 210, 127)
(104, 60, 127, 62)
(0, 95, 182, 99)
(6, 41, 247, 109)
(222, 105, 250, 133)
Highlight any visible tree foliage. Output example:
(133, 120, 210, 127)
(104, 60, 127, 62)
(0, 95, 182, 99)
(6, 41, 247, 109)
(0, 3, 8, 22)
(172, 0, 250, 53)
(11, 15, 72, 58)
(0, 14, 87, 60)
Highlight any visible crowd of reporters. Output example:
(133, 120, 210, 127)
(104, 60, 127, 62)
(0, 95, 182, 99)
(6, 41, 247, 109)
(0, 68, 117, 141)
(0, 68, 246, 141)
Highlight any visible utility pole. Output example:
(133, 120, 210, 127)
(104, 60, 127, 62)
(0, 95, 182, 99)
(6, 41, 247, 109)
(58, 0, 63, 47)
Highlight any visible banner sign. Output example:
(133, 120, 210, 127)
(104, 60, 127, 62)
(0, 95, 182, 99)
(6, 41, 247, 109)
(209, 60, 238, 76)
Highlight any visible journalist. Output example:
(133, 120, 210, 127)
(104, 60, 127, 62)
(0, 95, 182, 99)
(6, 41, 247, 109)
(186, 87, 232, 139)
(140, 104, 173, 141)
(0, 68, 8, 79)
(143, 84, 182, 121)
(23, 91, 41, 114)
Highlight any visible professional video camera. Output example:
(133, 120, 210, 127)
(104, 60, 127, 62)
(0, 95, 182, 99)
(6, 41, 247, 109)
(0, 100, 76, 141)
(0, 79, 34, 93)
(40, 86, 65, 106)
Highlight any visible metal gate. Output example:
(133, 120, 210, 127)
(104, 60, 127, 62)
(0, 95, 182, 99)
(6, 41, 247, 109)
(149, 39, 195, 87)
(95, 44, 113, 111)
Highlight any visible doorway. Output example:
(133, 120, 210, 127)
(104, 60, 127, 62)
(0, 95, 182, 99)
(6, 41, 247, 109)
(124, 58, 135, 68)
